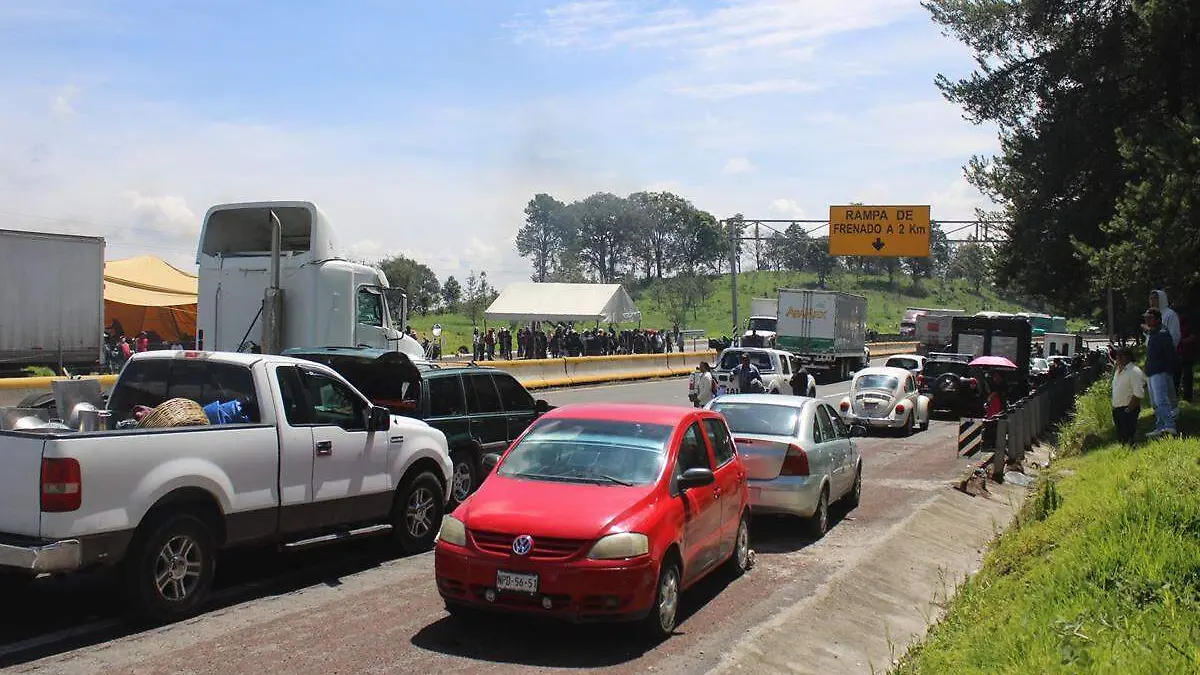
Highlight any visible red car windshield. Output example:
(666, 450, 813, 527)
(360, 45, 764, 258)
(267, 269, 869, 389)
(497, 418, 674, 486)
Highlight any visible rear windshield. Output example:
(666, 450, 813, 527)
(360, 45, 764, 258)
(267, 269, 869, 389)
(923, 360, 969, 377)
(855, 374, 899, 391)
(710, 402, 800, 437)
(886, 357, 920, 370)
(747, 317, 777, 332)
(719, 350, 773, 371)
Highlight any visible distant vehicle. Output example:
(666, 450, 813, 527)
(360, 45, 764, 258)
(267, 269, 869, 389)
(1030, 357, 1050, 377)
(837, 366, 931, 434)
(1015, 312, 1053, 336)
(1048, 355, 1075, 374)
(776, 290, 868, 382)
(913, 311, 965, 355)
(435, 403, 751, 638)
(901, 307, 966, 338)
(952, 316, 1033, 394)
(707, 395, 865, 538)
(741, 298, 778, 348)
(884, 354, 926, 375)
(919, 353, 979, 417)
(712, 347, 807, 396)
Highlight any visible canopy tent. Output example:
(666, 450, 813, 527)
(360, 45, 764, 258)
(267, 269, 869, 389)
(484, 283, 641, 324)
(104, 256, 199, 342)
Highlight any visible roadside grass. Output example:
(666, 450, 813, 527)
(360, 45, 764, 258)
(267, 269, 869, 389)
(409, 272, 1031, 355)
(22, 366, 55, 377)
(893, 387, 1200, 673)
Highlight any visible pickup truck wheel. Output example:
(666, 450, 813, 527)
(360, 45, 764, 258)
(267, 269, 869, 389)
(395, 471, 445, 554)
(123, 513, 216, 623)
(449, 450, 478, 505)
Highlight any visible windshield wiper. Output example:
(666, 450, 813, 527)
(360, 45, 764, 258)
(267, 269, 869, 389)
(574, 472, 634, 486)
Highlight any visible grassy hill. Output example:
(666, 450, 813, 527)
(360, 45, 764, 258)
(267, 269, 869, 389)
(409, 271, 1035, 354)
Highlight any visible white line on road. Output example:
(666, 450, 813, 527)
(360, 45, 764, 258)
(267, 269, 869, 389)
(0, 619, 122, 661)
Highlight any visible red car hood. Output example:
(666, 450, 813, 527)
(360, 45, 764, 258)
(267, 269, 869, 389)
(458, 474, 658, 540)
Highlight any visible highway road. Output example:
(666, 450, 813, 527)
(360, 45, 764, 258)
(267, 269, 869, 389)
(0, 360, 1004, 675)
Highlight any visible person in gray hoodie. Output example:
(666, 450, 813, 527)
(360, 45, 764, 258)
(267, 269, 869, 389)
(1143, 308, 1178, 437)
(1149, 289, 1181, 414)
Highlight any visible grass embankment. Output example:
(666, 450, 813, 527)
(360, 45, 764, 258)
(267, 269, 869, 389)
(894, 378, 1200, 674)
(410, 272, 1030, 355)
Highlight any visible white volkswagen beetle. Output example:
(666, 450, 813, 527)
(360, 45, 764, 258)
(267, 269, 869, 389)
(837, 365, 931, 434)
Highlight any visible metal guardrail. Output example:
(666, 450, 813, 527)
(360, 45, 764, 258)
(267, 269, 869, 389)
(957, 355, 1106, 484)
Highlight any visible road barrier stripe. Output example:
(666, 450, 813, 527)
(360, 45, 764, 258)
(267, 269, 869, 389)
(958, 419, 984, 456)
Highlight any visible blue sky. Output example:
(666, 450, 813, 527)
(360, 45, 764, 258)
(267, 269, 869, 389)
(0, 0, 999, 287)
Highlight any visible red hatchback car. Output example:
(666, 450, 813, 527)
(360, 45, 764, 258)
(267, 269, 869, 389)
(434, 403, 751, 638)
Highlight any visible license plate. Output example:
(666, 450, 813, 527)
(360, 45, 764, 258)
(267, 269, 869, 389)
(496, 570, 539, 594)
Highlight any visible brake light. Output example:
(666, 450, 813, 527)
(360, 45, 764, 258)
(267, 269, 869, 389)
(41, 458, 82, 512)
(780, 443, 810, 476)
(895, 403, 906, 414)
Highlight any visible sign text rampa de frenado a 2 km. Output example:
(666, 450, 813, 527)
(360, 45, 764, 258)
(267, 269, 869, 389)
(827, 205, 931, 257)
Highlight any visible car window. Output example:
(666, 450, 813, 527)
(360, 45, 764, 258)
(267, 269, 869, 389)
(811, 407, 826, 444)
(108, 358, 170, 412)
(718, 350, 773, 371)
(677, 422, 712, 472)
(493, 373, 534, 412)
(815, 406, 836, 442)
(702, 418, 736, 466)
(465, 373, 503, 414)
(427, 375, 466, 417)
(276, 366, 310, 426)
(299, 370, 366, 431)
(356, 287, 384, 327)
(710, 401, 800, 437)
(856, 374, 899, 391)
(167, 361, 261, 422)
(824, 405, 849, 438)
(887, 357, 920, 371)
(779, 356, 790, 375)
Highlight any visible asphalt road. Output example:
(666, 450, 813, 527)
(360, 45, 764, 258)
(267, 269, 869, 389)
(1, 359, 985, 674)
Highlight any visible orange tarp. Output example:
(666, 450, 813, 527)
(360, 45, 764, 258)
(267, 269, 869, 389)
(104, 256, 198, 341)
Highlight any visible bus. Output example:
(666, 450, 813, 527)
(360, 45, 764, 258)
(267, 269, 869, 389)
(1015, 312, 1053, 336)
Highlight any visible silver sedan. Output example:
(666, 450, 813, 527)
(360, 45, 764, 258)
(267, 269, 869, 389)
(706, 394, 865, 538)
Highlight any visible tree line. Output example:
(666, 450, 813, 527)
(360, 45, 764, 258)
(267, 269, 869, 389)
(925, 0, 1199, 329)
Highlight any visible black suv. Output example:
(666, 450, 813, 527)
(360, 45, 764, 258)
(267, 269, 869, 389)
(283, 347, 550, 504)
(920, 353, 981, 417)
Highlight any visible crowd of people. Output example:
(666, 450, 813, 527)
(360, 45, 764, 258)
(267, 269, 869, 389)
(467, 323, 688, 361)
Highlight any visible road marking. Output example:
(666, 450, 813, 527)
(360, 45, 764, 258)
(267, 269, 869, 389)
(0, 618, 122, 661)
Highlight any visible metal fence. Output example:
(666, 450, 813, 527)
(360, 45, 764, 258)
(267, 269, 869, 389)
(958, 355, 1107, 483)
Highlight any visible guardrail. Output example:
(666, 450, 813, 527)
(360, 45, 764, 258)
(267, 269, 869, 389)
(0, 341, 922, 405)
(957, 356, 1106, 486)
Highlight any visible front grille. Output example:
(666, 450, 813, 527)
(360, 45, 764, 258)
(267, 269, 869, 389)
(470, 530, 587, 561)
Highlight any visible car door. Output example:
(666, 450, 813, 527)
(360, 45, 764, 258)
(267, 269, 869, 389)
(492, 372, 537, 443)
(809, 404, 842, 494)
(776, 353, 790, 393)
(825, 404, 859, 495)
(274, 365, 317, 535)
(674, 421, 723, 583)
(424, 374, 471, 449)
(817, 404, 852, 497)
(702, 416, 744, 558)
(463, 372, 509, 453)
(298, 367, 393, 531)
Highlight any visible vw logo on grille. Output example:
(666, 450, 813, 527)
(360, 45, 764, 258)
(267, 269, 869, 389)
(512, 534, 534, 556)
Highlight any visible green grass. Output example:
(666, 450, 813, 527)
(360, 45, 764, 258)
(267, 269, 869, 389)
(893, 391, 1200, 674)
(409, 272, 1033, 354)
(23, 366, 55, 377)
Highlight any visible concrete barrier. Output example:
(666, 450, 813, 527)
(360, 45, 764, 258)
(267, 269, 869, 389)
(869, 342, 919, 358)
(563, 353, 673, 386)
(0, 374, 118, 407)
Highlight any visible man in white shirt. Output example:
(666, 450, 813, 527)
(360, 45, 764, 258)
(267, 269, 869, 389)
(695, 362, 717, 407)
(1111, 346, 1146, 445)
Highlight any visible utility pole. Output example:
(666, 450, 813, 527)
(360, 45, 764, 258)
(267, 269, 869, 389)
(729, 220, 739, 339)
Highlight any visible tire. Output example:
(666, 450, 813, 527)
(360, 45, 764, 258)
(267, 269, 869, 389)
(846, 464, 862, 509)
(902, 412, 915, 437)
(724, 514, 751, 577)
(639, 557, 682, 640)
(394, 471, 446, 554)
(806, 487, 829, 539)
(448, 449, 478, 505)
(122, 513, 217, 624)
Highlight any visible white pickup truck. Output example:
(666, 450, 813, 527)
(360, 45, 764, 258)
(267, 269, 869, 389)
(0, 350, 452, 622)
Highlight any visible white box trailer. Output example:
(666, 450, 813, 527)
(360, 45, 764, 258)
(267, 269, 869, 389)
(914, 312, 966, 355)
(775, 289, 868, 381)
(0, 229, 104, 376)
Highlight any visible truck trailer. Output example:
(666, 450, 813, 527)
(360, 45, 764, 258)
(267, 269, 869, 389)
(775, 289, 868, 382)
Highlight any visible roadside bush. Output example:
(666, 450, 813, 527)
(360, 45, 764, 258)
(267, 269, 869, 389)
(1056, 377, 1114, 458)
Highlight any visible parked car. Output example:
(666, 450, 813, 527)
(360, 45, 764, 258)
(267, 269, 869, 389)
(285, 347, 552, 505)
(837, 366, 931, 434)
(884, 354, 926, 375)
(0, 350, 452, 622)
(919, 353, 979, 417)
(712, 347, 803, 396)
(706, 395, 865, 538)
(434, 403, 751, 639)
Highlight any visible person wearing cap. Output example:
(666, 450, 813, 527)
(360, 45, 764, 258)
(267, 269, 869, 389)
(1143, 308, 1178, 438)
(1111, 346, 1146, 445)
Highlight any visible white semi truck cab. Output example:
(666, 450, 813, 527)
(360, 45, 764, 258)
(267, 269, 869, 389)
(196, 201, 422, 358)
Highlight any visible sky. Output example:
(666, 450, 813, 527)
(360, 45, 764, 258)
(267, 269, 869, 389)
(0, 0, 999, 288)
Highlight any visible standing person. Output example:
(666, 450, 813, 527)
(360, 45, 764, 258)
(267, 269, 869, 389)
(1149, 289, 1182, 415)
(730, 353, 762, 394)
(472, 328, 482, 362)
(1143, 308, 1178, 438)
(1110, 346, 1145, 446)
(1177, 309, 1195, 403)
(485, 328, 496, 361)
(789, 360, 815, 397)
(136, 331, 150, 353)
(695, 362, 716, 407)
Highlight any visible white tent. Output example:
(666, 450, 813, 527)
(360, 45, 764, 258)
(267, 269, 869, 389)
(484, 282, 641, 324)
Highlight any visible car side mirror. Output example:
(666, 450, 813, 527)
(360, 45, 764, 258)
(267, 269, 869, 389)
(678, 467, 715, 491)
(366, 405, 390, 432)
(849, 424, 868, 438)
(481, 452, 502, 474)
(534, 399, 550, 415)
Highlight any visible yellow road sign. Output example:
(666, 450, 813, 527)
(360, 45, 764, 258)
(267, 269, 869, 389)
(828, 205, 931, 257)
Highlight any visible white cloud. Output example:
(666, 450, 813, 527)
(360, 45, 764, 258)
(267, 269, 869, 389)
(51, 84, 78, 118)
(673, 78, 822, 100)
(722, 157, 755, 176)
(770, 198, 805, 218)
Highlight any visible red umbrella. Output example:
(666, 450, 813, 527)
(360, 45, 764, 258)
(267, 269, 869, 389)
(969, 355, 1018, 369)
